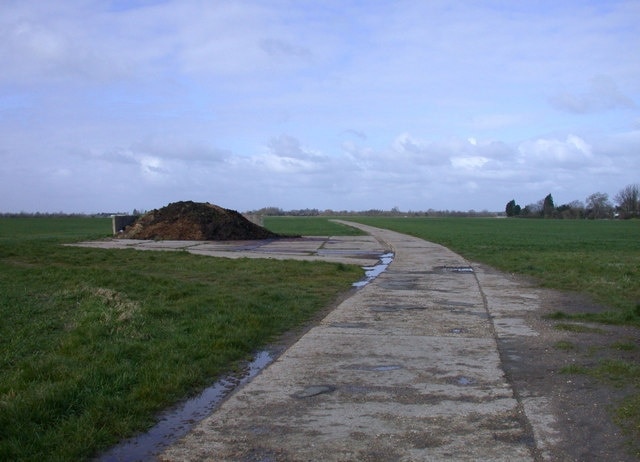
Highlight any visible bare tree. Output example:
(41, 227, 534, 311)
(585, 192, 613, 219)
(556, 200, 584, 219)
(615, 184, 639, 218)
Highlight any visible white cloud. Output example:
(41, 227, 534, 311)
(550, 75, 636, 114)
(451, 156, 489, 170)
(0, 1, 639, 213)
(518, 135, 594, 167)
(254, 135, 331, 174)
(139, 156, 167, 178)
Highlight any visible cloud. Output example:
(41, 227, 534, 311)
(550, 75, 636, 114)
(390, 134, 451, 166)
(256, 134, 330, 174)
(518, 135, 594, 167)
(131, 137, 230, 163)
(139, 155, 169, 179)
(0, 3, 137, 83)
(267, 134, 324, 161)
(1, 1, 639, 214)
(450, 156, 489, 170)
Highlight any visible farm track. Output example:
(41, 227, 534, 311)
(153, 221, 637, 461)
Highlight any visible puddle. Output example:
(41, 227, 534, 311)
(293, 385, 336, 399)
(317, 249, 385, 258)
(447, 376, 476, 386)
(352, 252, 394, 288)
(436, 266, 474, 273)
(450, 328, 468, 334)
(96, 350, 275, 462)
(372, 365, 403, 371)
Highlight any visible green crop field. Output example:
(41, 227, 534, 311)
(263, 216, 366, 236)
(266, 216, 640, 324)
(0, 218, 362, 461)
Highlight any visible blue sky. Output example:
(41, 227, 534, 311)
(1, 0, 638, 213)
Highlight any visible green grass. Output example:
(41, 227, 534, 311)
(616, 393, 640, 455)
(554, 340, 577, 350)
(0, 218, 362, 461)
(612, 341, 638, 352)
(561, 359, 640, 387)
(264, 216, 365, 236)
(565, 356, 640, 454)
(553, 323, 605, 334)
(266, 217, 640, 325)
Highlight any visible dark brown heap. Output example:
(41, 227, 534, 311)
(120, 201, 280, 240)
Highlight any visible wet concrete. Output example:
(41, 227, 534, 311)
(159, 221, 548, 461)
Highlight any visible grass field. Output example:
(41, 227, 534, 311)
(266, 216, 640, 325)
(263, 216, 366, 236)
(0, 218, 362, 461)
(2, 215, 638, 460)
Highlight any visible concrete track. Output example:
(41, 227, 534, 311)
(159, 222, 557, 461)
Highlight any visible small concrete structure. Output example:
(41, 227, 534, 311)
(242, 213, 264, 226)
(111, 215, 137, 235)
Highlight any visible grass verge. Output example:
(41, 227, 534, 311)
(561, 357, 640, 455)
(0, 218, 362, 461)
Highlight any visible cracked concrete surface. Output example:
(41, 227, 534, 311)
(158, 222, 549, 461)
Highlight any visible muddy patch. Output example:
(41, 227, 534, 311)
(479, 264, 640, 461)
(293, 385, 337, 399)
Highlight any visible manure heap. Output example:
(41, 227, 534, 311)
(120, 201, 280, 241)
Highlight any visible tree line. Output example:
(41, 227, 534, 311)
(247, 206, 499, 218)
(505, 183, 639, 219)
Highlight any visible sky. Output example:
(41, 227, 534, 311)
(1, 0, 639, 214)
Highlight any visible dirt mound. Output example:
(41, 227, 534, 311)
(120, 201, 281, 240)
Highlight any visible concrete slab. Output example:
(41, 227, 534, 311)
(68, 235, 389, 267)
(159, 222, 542, 461)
